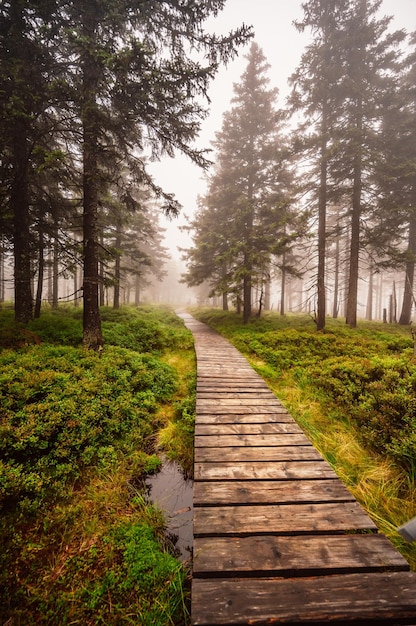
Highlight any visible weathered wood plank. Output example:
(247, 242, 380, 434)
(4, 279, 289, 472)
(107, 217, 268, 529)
(194, 502, 377, 536)
(196, 412, 295, 424)
(197, 405, 286, 414)
(195, 446, 321, 463)
(194, 434, 312, 448)
(197, 381, 268, 389)
(195, 423, 303, 435)
(197, 366, 255, 374)
(197, 398, 281, 407)
(194, 460, 338, 481)
(191, 572, 416, 625)
(193, 478, 355, 506)
(193, 534, 409, 575)
(197, 390, 277, 398)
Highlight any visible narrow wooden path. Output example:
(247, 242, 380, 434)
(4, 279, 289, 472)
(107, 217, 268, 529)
(178, 312, 416, 626)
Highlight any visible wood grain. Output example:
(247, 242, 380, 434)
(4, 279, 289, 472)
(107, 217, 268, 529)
(194, 502, 377, 536)
(193, 478, 355, 506)
(192, 572, 416, 625)
(193, 534, 409, 575)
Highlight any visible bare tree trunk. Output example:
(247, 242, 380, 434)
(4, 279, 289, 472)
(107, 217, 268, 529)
(135, 274, 141, 306)
(366, 264, 374, 321)
(52, 237, 59, 308)
(113, 226, 121, 309)
(332, 218, 340, 319)
(81, 16, 103, 349)
(346, 150, 362, 328)
(12, 118, 33, 323)
(280, 254, 286, 316)
(0, 239, 4, 303)
(317, 103, 328, 331)
(34, 228, 44, 318)
(399, 215, 416, 325)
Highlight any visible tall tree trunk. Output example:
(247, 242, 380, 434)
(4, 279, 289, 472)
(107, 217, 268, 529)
(346, 146, 362, 328)
(113, 228, 121, 309)
(399, 215, 416, 325)
(34, 228, 44, 318)
(391, 280, 397, 323)
(332, 220, 340, 319)
(317, 103, 328, 331)
(52, 237, 59, 308)
(366, 264, 373, 321)
(135, 274, 141, 306)
(74, 261, 80, 308)
(12, 118, 33, 323)
(280, 253, 286, 316)
(10, 4, 33, 324)
(81, 20, 103, 349)
(243, 267, 252, 324)
(222, 292, 228, 311)
(0, 241, 4, 303)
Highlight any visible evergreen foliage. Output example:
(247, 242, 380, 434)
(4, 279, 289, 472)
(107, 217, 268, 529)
(183, 42, 304, 322)
(0, 1, 252, 344)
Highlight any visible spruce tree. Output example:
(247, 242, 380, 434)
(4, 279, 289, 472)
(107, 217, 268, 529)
(192, 42, 294, 322)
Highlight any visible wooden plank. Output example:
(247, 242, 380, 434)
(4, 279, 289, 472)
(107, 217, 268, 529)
(193, 534, 409, 575)
(195, 446, 321, 463)
(194, 502, 377, 536)
(191, 572, 416, 625)
(197, 405, 286, 414)
(197, 398, 282, 407)
(197, 363, 256, 370)
(196, 413, 295, 424)
(193, 478, 355, 506)
(197, 391, 277, 398)
(195, 423, 303, 435)
(197, 381, 268, 388)
(194, 460, 338, 481)
(194, 433, 312, 447)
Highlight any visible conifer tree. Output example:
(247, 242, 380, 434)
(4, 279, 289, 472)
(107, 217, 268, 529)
(290, 0, 350, 330)
(291, 0, 405, 328)
(63, 0, 251, 347)
(184, 42, 296, 322)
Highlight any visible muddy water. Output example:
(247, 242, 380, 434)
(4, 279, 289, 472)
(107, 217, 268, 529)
(146, 460, 193, 562)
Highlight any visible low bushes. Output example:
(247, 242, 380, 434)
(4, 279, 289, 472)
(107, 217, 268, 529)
(0, 305, 195, 625)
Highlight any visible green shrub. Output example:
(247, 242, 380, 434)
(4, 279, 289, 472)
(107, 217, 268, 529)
(0, 344, 178, 513)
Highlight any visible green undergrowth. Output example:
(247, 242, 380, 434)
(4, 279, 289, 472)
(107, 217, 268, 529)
(191, 308, 416, 568)
(0, 304, 195, 625)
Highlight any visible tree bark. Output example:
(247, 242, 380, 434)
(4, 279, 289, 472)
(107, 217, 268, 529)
(12, 119, 33, 323)
(399, 214, 416, 325)
(366, 265, 373, 321)
(34, 227, 44, 318)
(346, 145, 362, 328)
(280, 255, 286, 316)
(81, 17, 103, 349)
(317, 103, 328, 330)
(113, 226, 121, 309)
(52, 237, 59, 308)
(332, 219, 340, 319)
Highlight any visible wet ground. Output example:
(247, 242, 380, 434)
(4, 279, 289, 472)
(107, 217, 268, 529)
(145, 459, 193, 562)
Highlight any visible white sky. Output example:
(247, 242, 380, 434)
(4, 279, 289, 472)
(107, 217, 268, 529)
(149, 0, 416, 260)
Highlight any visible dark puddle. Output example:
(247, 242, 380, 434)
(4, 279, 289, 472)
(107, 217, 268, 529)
(143, 460, 193, 563)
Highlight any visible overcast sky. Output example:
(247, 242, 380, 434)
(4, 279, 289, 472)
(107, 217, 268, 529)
(149, 0, 416, 260)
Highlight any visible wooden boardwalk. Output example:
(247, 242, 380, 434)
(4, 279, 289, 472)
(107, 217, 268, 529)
(178, 312, 416, 626)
